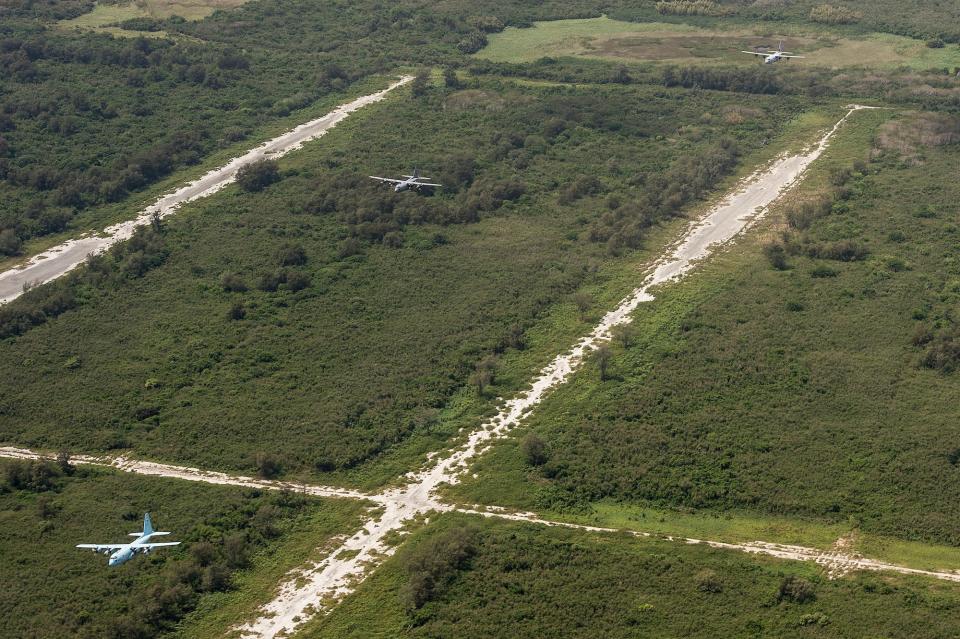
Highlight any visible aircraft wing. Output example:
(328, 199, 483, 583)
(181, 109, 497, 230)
(779, 54, 804, 58)
(412, 182, 442, 188)
(369, 176, 403, 184)
(137, 542, 181, 548)
(740, 51, 769, 56)
(77, 543, 125, 550)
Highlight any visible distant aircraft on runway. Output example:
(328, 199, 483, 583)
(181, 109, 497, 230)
(741, 40, 805, 64)
(77, 513, 180, 566)
(369, 168, 442, 192)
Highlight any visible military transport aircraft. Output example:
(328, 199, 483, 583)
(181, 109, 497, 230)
(369, 168, 442, 192)
(741, 40, 805, 64)
(77, 513, 180, 566)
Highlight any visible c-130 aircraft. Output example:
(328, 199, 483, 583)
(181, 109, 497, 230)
(77, 513, 180, 566)
(741, 40, 805, 64)
(369, 167, 442, 192)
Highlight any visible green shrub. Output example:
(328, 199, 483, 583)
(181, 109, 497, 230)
(777, 576, 816, 603)
(763, 242, 789, 270)
(810, 4, 862, 24)
(275, 243, 307, 267)
(220, 273, 248, 292)
(521, 433, 549, 466)
(0, 228, 22, 256)
(695, 569, 723, 593)
(810, 265, 838, 278)
(236, 159, 280, 192)
(403, 526, 477, 611)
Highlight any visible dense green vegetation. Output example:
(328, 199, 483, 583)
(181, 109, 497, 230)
(450, 111, 960, 546)
(307, 513, 960, 638)
(4, 0, 959, 254)
(0, 458, 365, 638)
(0, 0, 619, 251)
(4, 2, 960, 636)
(0, 78, 803, 483)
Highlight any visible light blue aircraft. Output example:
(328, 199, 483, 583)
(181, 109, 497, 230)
(77, 513, 180, 566)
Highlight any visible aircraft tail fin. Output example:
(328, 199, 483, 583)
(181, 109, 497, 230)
(143, 513, 154, 536)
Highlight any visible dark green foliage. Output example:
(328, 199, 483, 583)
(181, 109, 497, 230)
(442, 67, 461, 89)
(777, 576, 816, 604)
(810, 264, 838, 278)
(662, 66, 781, 94)
(1, 0, 614, 245)
(520, 433, 548, 466)
(589, 139, 740, 251)
(411, 70, 431, 97)
(403, 525, 477, 612)
(763, 241, 789, 270)
(236, 159, 280, 193)
(0, 81, 797, 478)
(457, 31, 489, 54)
(0, 228, 22, 256)
(117, 17, 164, 32)
(0, 226, 167, 339)
(593, 343, 612, 381)
(220, 272, 248, 292)
(275, 243, 307, 267)
(3, 459, 61, 492)
(462, 139, 960, 545)
(805, 239, 869, 262)
(255, 451, 281, 478)
(694, 568, 723, 593)
(785, 196, 832, 230)
(227, 301, 246, 320)
(0, 460, 345, 639)
(921, 326, 960, 372)
(314, 515, 960, 638)
(558, 175, 601, 205)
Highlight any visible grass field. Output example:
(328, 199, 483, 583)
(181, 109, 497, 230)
(0, 459, 367, 638)
(477, 16, 960, 70)
(0, 79, 809, 487)
(304, 513, 960, 639)
(59, 0, 248, 34)
(445, 107, 960, 552)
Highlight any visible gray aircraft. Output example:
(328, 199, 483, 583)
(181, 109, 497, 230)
(77, 513, 180, 566)
(369, 168, 442, 192)
(741, 40, 805, 64)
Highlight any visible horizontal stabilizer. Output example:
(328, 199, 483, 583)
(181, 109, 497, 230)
(130, 530, 170, 536)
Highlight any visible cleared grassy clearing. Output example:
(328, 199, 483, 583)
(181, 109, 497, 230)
(305, 513, 960, 639)
(0, 459, 367, 638)
(59, 0, 247, 34)
(477, 16, 960, 69)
